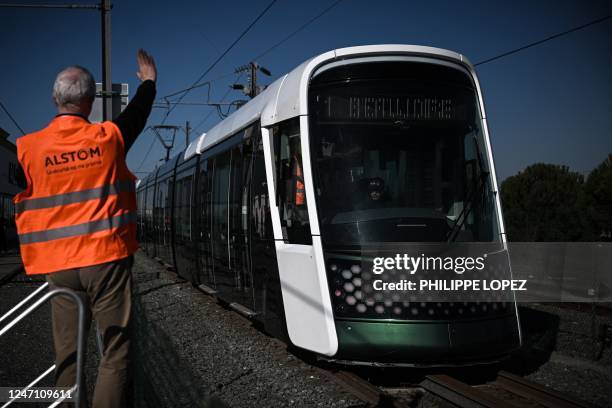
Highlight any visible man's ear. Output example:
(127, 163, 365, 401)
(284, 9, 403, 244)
(81, 98, 94, 118)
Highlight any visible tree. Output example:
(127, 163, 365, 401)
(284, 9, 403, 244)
(500, 164, 585, 241)
(584, 154, 612, 241)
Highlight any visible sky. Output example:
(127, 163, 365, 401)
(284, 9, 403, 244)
(1, 0, 611, 182)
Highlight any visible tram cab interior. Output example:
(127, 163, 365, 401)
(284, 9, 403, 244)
(308, 60, 498, 247)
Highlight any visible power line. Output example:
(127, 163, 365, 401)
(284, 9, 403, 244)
(159, 71, 237, 102)
(161, 0, 277, 123)
(137, 2, 277, 175)
(133, 128, 158, 173)
(154, 102, 238, 107)
(253, 0, 343, 61)
(0, 100, 25, 136)
(136, 71, 243, 174)
(191, 72, 245, 135)
(475, 15, 612, 66)
(158, 0, 340, 137)
(190, 0, 344, 133)
(0, 3, 98, 9)
(188, 0, 343, 133)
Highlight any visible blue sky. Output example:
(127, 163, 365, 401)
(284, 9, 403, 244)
(1, 0, 610, 181)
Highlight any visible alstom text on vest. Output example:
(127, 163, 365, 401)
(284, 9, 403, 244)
(45, 146, 102, 167)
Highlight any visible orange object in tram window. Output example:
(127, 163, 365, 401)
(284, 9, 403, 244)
(293, 156, 305, 206)
(13, 115, 138, 275)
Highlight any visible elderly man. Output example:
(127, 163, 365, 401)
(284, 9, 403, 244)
(13, 50, 157, 407)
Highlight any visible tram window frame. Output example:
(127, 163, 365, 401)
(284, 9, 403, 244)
(212, 149, 232, 269)
(271, 118, 312, 245)
(176, 170, 195, 242)
(251, 126, 273, 242)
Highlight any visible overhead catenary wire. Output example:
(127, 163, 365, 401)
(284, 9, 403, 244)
(0, 3, 98, 9)
(475, 14, 612, 66)
(136, 2, 277, 173)
(134, 76, 243, 175)
(133, 128, 158, 173)
(158, 70, 237, 103)
(158, 0, 343, 125)
(191, 72, 245, 135)
(187, 1, 344, 133)
(0, 100, 26, 136)
(252, 0, 344, 61)
(160, 0, 277, 124)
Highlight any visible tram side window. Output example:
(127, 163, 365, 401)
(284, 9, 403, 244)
(176, 174, 193, 241)
(272, 118, 312, 245)
(251, 129, 273, 241)
(145, 185, 154, 226)
(155, 180, 165, 233)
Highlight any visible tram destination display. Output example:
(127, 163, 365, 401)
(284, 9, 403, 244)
(317, 94, 470, 123)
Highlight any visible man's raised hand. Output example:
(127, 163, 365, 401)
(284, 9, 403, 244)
(136, 49, 157, 82)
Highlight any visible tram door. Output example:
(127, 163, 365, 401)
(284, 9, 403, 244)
(228, 139, 255, 308)
(197, 159, 215, 287)
(250, 127, 281, 328)
(212, 150, 232, 295)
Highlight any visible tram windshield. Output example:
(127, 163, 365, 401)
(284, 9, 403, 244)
(309, 61, 499, 245)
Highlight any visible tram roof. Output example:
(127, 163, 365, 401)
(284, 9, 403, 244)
(184, 44, 469, 161)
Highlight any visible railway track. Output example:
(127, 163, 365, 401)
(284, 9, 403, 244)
(325, 369, 418, 407)
(326, 369, 596, 408)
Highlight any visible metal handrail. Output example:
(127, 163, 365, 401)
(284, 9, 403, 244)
(0, 287, 87, 407)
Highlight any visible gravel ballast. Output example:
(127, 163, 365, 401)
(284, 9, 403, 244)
(131, 251, 363, 408)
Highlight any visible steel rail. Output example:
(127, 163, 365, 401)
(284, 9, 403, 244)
(421, 374, 515, 408)
(421, 372, 597, 408)
(494, 371, 595, 408)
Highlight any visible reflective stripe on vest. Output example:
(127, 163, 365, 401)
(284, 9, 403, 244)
(18, 212, 136, 244)
(15, 180, 135, 214)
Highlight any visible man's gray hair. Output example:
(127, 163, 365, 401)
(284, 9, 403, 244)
(52, 66, 96, 108)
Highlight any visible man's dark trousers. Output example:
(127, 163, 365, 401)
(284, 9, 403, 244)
(46, 255, 133, 408)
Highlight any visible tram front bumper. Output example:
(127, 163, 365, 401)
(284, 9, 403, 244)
(332, 314, 521, 365)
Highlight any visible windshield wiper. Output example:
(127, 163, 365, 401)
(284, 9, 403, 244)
(447, 135, 490, 242)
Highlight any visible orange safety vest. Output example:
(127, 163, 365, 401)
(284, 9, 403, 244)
(13, 115, 138, 275)
(292, 156, 305, 206)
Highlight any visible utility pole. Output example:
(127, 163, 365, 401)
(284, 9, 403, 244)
(185, 121, 191, 148)
(248, 62, 257, 99)
(233, 62, 271, 99)
(101, 0, 112, 121)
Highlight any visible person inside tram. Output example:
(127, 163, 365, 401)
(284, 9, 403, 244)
(355, 177, 388, 210)
(287, 136, 308, 228)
